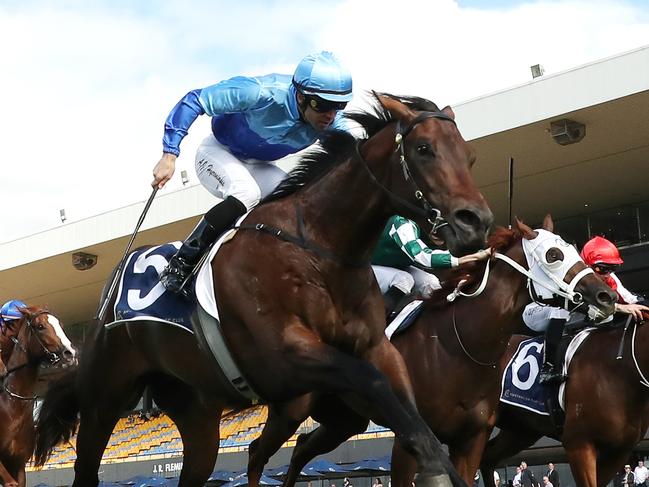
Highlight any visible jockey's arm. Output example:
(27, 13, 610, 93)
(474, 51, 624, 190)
(610, 273, 649, 321)
(153, 77, 266, 188)
(389, 216, 458, 269)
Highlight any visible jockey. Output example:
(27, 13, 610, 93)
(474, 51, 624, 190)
(372, 215, 491, 320)
(152, 51, 353, 294)
(580, 236, 649, 319)
(526, 235, 648, 384)
(0, 299, 27, 333)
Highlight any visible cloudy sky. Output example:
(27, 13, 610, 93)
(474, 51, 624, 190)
(2, 0, 648, 242)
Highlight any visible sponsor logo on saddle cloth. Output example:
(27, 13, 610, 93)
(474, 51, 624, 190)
(500, 329, 595, 415)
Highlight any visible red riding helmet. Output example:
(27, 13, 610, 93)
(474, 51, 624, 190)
(580, 236, 623, 266)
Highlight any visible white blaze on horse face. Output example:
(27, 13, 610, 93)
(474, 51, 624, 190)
(46, 314, 76, 357)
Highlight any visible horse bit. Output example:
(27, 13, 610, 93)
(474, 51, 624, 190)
(2, 310, 62, 401)
(356, 110, 457, 237)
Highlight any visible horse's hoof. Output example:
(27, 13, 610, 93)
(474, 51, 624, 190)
(415, 473, 452, 487)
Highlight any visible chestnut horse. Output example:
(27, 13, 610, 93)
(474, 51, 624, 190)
(481, 308, 649, 487)
(243, 217, 617, 487)
(34, 93, 493, 487)
(0, 306, 76, 487)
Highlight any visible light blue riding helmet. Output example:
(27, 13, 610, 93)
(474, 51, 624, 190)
(0, 299, 27, 325)
(292, 51, 353, 103)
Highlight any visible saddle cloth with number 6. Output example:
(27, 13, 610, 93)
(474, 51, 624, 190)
(500, 329, 594, 415)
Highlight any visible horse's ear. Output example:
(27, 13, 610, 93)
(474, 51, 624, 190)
(377, 94, 415, 121)
(542, 214, 554, 232)
(441, 105, 455, 120)
(514, 216, 538, 239)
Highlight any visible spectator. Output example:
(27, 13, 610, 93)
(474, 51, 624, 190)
(373, 478, 384, 487)
(547, 462, 560, 487)
(344, 478, 353, 487)
(520, 462, 537, 487)
(513, 466, 523, 487)
(635, 460, 648, 487)
(542, 476, 553, 487)
(624, 465, 635, 487)
(494, 471, 501, 487)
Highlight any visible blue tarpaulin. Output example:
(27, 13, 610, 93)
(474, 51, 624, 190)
(344, 456, 391, 472)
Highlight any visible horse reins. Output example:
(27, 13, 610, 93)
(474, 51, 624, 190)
(355, 110, 456, 236)
(445, 249, 596, 367)
(1, 311, 62, 401)
(239, 111, 456, 267)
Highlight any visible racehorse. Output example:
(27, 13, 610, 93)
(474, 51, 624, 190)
(34, 93, 493, 487)
(480, 309, 649, 487)
(243, 216, 617, 487)
(0, 306, 76, 487)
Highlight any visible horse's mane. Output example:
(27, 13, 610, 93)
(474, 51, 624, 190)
(263, 92, 440, 202)
(424, 227, 523, 308)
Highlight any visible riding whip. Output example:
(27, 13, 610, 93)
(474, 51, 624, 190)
(616, 315, 633, 360)
(96, 187, 159, 321)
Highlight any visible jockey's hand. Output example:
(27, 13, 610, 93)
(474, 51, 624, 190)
(152, 153, 177, 189)
(615, 302, 649, 322)
(457, 248, 492, 265)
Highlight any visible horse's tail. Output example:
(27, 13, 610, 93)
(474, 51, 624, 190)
(34, 369, 79, 467)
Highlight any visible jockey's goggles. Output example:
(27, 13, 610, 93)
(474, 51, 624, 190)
(593, 263, 619, 275)
(306, 95, 347, 113)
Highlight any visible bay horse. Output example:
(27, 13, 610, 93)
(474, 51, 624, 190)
(480, 308, 649, 487)
(0, 306, 76, 487)
(243, 216, 617, 487)
(34, 93, 493, 487)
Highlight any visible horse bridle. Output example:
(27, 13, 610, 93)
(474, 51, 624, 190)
(355, 110, 456, 236)
(2, 310, 62, 401)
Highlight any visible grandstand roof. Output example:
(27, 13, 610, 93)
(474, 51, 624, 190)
(2, 44, 649, 326)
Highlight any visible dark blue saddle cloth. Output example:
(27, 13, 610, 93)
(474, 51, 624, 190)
(500, 337, 550, 415)
(113, 243, 196, 331)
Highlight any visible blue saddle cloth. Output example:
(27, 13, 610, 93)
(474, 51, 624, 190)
(113, 243, 196, 332)
(500, 336, 550, 415)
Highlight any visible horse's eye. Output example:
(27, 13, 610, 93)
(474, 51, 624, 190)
(545, 247, 564, 264)
(36, 322, 45, 331)
(417, 144, 433, 156)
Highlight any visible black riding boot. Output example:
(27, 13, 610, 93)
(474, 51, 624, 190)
(384, 286, 411, 323)
(539, 318, 567, 384)
(160, 196, 247, 295)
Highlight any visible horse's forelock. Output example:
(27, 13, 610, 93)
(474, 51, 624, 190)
(488, 227, 522, 253)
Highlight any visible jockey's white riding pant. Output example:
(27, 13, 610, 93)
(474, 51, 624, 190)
(195, 136, 300, 210)
(522, 302, 570, 332)
(372, 265, 441, 298)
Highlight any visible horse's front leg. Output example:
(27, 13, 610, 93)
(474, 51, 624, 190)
(0, 460, 18, 487)
(565, 442, 598, 487)
(363, 338, 464, 487)
(282, 396, 369, 487)
(283, 332, 461, 487)
(448, 427, 492, 487)
(248, 396, 314, 487)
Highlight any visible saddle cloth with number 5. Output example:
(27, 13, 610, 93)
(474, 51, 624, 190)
(113, 242, 197, 331)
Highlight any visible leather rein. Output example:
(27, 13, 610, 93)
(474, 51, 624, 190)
(238, 110, 456, 266)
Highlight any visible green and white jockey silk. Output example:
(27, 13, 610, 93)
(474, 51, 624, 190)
(372, 215, 458, 270)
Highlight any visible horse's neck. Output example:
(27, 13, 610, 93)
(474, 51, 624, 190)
(299, 153, 390, 263)
(4, 347, 39, 402)
(431, 247, 530, 353)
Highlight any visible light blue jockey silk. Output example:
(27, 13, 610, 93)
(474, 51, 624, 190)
(163, 73, 346, 160)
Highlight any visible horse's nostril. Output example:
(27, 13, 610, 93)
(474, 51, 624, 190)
(454, 209, 482, 231)
(597, 290, 616, 306)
